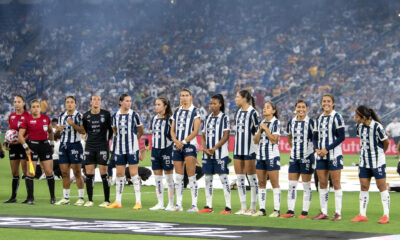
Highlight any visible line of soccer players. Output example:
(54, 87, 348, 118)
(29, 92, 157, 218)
(2, 90, 390, 223)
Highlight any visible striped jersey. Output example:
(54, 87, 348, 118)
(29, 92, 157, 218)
(172, 104, 200, 147)
(202, 112, 230, 160)
(150, 115, 173, 149)
(234, 106, 260, 156)
(287, 115, 314, 159)
(357, 120, 388, 168)
(58, 110, 83, 143)
(257, 117, 280, 160)
(112, 109, 142, 155)
(314, 110, 345, 161)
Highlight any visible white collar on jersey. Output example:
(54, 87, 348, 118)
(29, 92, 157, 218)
(361, 119, 377, 128)
(263, 116, 277, 123)
(179, 104, 195, 111)
(320, 110, 337, 117)
(294, 115, 309, 122)
(65, 110, 78, 116)
(117, 109, 133, 115)
(240, 105, 254, 112)
(208, 112, 223, 118)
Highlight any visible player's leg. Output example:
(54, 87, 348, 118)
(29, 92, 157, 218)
(252, 169, 266, 216)
(185, 155, 199, 212)
(267, 170, 280, 217)
(98, 151, 110, 206)
(245, 158, 258, 214)
(234, 157, 246, 214)
(376, 167, 390, 224)
(330, 169, 342, 221)
(351, 174, 370, 222)
(312, 167, 329, 220)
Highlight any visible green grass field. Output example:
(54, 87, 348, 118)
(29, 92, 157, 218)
(0, 149, 399, 239)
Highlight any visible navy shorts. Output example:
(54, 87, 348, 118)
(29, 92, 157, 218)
(202, 156, 231, 174)
(151, 145, 174, 171)
(172, 144, 197, 162)
(59, 142, 83, 165)
(234, 153, 256, 161)
(114, 151, 139, 165)
(9, 143, 27, 160)
(289, 154, 315, 175)
(359, 165, 386, 180)
(316, 156, 343, 171)
(256, 157, 280, 171)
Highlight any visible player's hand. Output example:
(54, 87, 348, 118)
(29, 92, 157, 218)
(175, 141, 184, 151)
(208, 148, 216, 156)
(66, 118, 74, 125)
(25, 148, 32, 157)
(260, 123, 269, 132)
(3, 142, 10, 151)
(56, 125, 65, 132)
(319, 148, 328, 157)
(204, 149, 212, 156)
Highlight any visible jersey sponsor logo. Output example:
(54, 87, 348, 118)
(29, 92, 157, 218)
(9, 154, 15, 158)
(30, 120, 37, 124)
(11, 116, 15, 119)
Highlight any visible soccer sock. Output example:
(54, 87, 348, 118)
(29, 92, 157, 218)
(273, 188, 281, 211)
(11, 176, 20, 199)
(204, 174, 213, 208)
(101, 174, 110, 202)
(288, 180, 298, 212)
(248, 174, 258, 210)
(219, 174, 231, 209)
(175, 174, 184, 207)
(165, 174, 174, 207)
(63, 189, 70, 200)
(78, 188, 84, 199)
(46, 175, 55, 198)
(380, 190, 390, 217)
(25, 176, 34, 200)
(359, 191, 369, 217)
(237, 174, 247, 209)
(85, 174, 94, 202)
(302, 181, 312, 212)
(319, 188, 328, 215)
(115, 177, 124, 204)
(335, 189, 343, 215)
(154, 175, 164, 206)
(259, 188, 266, 210)
(132, 175, 141, 204)
(188, 175, 198, 207)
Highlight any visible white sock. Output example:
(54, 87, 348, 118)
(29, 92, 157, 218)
(319, 188, 329, 215)
(165, 174, 174, 207)
(236, 174, 246, 209)
(380, 190, 390, 217)
(154, 175, 164, 206)
(302, 182, 312, 212)
(219, 174, 231, 209)
(273, 188, 281, 211)
(204, 175, 213, 208)
(115, 177, 125, 204)
(188, 175, 198, 207)
(78, 188, 84, 199)
(335, 189, 343, 215)
(132, 175, 141, 204)
(248, 174, 258, 210)
(175, 174, 184, 207)
(63, 189, 70, 200)
(259, 188, 266, 210)
(288, 180, 297, 211)
(360, 191, 369, 217)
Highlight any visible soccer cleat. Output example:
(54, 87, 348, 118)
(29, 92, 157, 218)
(378, 215, 389, 224)
(106, 201, 122, 209)
(298, 212, 308, 219)
(133, 202, 142, 210)
(243, 209, 257, 216)
(83, 201, 94, 207)
(50, 198, 56, 204)
(149, 203, 165, 211)
(351, 214, 367, 222)
(280, 211, 295, 218)
(198, 206, 213, 213)
(234, 209, 247, 215)
(74, 199, 85, 206)
(55, 198, 70, 205)
(22, 199, 34, 205)
(165, 204, 175, 211)
(252, 210, 266, 217)
(3, 198, 17, 203)
(21, 199, 29, 204)
(269, 210, 280, 218)
(331, 213, 342, 221)
(186, 205, 199, 213)
(98, 201, 111, 208)
(167, 204, 183, 212)
(220, 207, 232, 215)
(312, 212, 329, 220)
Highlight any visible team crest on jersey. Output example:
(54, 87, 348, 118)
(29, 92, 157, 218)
(17, 121, 22, 128)
(101, 115, 105, 123)
(43, 125, 48, 132)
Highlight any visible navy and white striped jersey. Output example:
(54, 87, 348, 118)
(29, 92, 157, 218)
(357, 120, 388, 168)
(257, 117, 280, 160)
(202, 112, 230, 160)
(314, 110, 345, 160)
(58, 110, 83, 144)
(234, 106, 260, 156)
(150, 115, 173, 149)
(172, 104, 200, 147)
(287, 116, 314, 159)
(112, 109, 142, 155)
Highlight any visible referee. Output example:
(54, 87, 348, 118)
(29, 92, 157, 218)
(82, 95, 113, 207)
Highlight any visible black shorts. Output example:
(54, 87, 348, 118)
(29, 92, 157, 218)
(84, 150, 109, 166)
(28, 140, 53, 162)
(9, 143, 27, 160)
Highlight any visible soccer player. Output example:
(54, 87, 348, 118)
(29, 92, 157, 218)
(106, 94, 144, 210)
(351, 106, 390, 224)
(233, 90, 260, 215)
(149, 97, 175, 211)
(170, 89, 201, 212)
(312, 94, 345, 221)
(82, 95, 113, 207)
(18, 100, 56, 204)
(253, 101, 280, 217)
(54, 96, 86, 206)
(3, 95, 30, 203)
(199, 94, 232, 214)
(280, 100, 314, 219)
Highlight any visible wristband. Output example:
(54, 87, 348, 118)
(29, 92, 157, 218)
(182, 140, 187, 145)
(23, 143, 29, 150)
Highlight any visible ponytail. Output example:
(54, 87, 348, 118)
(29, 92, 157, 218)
(356, 105, 381, 124)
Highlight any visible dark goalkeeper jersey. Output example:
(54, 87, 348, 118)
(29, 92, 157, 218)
(82, 109, 112, 151)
